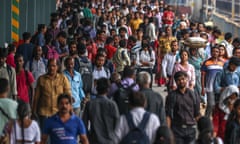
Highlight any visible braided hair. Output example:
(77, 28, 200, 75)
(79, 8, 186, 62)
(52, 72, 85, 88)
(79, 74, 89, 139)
(17, 100, 31, 144)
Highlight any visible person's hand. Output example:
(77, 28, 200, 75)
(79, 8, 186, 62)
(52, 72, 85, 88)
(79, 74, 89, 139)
(229, 103, 234, 111)
(165, 77, 169, 83)
(213, 132, 217, 138)
(220, 87, 225, 93)
(171, 86, 177, 90)
(201, 88, 205, 96)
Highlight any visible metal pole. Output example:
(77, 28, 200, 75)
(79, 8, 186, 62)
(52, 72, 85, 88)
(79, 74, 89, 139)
(232, 0, 235, 20)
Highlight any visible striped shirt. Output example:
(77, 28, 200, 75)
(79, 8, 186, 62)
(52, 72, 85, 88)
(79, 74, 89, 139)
(201, 58, 224, 92)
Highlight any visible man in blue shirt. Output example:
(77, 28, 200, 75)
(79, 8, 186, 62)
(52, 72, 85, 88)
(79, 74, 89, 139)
(63, 56, 85, 117)
(214, 57, 240, 100)
(16, 32, 34, 67)
(41, 94, 89, 144)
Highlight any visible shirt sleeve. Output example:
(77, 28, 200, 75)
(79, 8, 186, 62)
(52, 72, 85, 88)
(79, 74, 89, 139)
(27, 71, 35, 84)
(77, 118, 87, 135)
(79, 75, 85, 100)
(161, 54, 168, 78)
(190, 65, 195, 86)
(10, 67, 18, 96)
(33, 121, 41, 142)
(123, 50, 131, 66)
(63, 75, 71, 96)
(42, 118, 51, 135)
(214, 71, 222, 94)
(149, 51, 155, 67)
(201, 61, 207, 72)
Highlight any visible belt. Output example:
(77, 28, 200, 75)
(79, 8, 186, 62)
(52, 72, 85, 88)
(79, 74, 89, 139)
(173, 124, 197, 129)
(181, 124, 197, 129)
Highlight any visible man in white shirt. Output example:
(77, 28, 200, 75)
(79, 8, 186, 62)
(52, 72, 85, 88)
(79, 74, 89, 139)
(162, 40, 179, 90)
(92, 53, 110, 95)
(115, 91, 160, 144)
(92, 53, 110, 80)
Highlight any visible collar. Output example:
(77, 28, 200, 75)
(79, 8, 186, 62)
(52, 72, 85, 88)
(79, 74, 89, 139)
(53, 113, 74, 121)
(45, 73, 60, 79)
(130, 107, 145, 113)
(225, 68, 237, 74)
(94, 66, 104, 71)
(176, 88, 190, 95)
(33, 57, 44, 62)
(64, 69, 77, 76)
(96, 95, 108, 99)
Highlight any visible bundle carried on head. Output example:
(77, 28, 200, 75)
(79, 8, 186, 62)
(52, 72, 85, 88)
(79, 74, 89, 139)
(184, 37, 207, 48)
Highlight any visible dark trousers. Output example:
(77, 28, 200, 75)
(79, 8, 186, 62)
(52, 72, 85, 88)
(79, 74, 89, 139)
(172, 125, 196, 144)
(137, 68, 153, 88)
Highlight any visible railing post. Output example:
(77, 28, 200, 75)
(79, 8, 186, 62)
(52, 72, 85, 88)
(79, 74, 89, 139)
(11, 0, 20, 42)
(232, 0, 235, 20)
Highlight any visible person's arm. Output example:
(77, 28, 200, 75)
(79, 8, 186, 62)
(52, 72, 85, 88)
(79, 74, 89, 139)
(189, 65, 195, 90)
(165, 93, 172, 128)
(161, 54, 168, 78)
(159, 94, 166, 125)
(166, 116, 171, 128)
(79, 74, 85, 101)
(214, 71, 223, 94)
(149, 50, 156, 67)
(40, 134, 48, 144)
(201, 71, 206, 96)
(30, 83, 35, 105)
(63, 75, 71, 96)
(33, 78, 41, 113)
(123, 50, 131, 66)
(10, 68, 18, 100)
(79, 134, 89, 144)
(82, 102, 89, 129)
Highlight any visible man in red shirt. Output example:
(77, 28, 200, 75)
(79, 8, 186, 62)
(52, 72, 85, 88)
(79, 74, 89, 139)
(104, 37, 117, 60)
(15, 54, 34, 103)
(162, 6, 175, 27)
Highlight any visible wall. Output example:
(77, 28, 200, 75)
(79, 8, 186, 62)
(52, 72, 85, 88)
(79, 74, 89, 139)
(0, 0, 56, 46)
(212, 12, 240, 37)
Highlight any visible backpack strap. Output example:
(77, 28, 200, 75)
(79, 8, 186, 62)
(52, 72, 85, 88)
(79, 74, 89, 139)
(29, 59, 33, 72)
(138, 112, 150, 130)
(24, 70, 30, 86)
(0, 106, 11, 120)
(125, 112, 136, 130)
(104, 67, 110, 78)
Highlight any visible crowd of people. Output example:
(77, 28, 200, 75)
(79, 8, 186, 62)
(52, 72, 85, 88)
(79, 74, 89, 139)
(1, 0, 240, 143)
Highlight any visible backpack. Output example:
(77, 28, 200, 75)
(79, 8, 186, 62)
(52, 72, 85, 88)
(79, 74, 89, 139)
(120, 112, 151, 144)
(77, 56, 93, 94)
(46, 45, 59, 60)
(113, 83, 136, 115)
(0, 106, 16, 144)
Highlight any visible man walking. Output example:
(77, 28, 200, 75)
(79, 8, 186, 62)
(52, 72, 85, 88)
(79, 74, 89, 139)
(33, 58, 71, 130)
(41, 94, 89, 144)
(166, 71, 201, 144)
(63, 57, 85, 117)
(82, 78, 119, 144)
